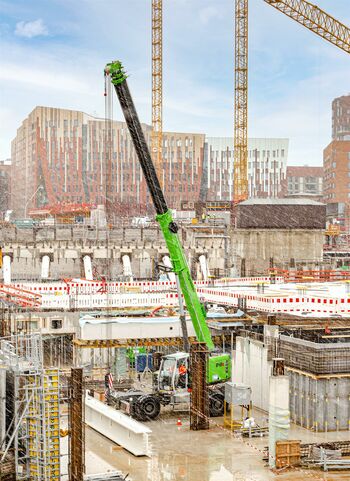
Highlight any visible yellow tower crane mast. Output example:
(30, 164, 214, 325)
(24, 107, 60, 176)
(152, 0, 163, 183)
(234, 0, 249, 203)
(234, 0, 350, 204)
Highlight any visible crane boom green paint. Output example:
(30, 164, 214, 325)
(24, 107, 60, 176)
(105, 60, 214, 350)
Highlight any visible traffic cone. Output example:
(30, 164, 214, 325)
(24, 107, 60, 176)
(177, 418, 182, 427)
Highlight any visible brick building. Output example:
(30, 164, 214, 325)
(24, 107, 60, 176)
(0, 159, 11, 218)
(324, 95, 350, 224)
(203, 137, 289, 200)
(323, 141, 350, 204)
(286, 166, 323, 199)
(11, 106, 205, 217)
(332, 95, 350, 141)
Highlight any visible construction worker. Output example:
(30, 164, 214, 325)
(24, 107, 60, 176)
(178, 362, 187, 388)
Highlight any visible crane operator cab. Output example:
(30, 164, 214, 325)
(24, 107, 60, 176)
(158, 352, 189, 393)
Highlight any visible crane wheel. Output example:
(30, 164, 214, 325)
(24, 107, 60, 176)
(135, 395, 161, 421)
(209, 392, 225, 417)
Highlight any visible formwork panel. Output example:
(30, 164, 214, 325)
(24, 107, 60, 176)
(287, 370, 350, 432)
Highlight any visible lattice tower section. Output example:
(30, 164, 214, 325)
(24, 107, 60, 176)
(152, 0, 163, 184)
(234, 0, 249, 203)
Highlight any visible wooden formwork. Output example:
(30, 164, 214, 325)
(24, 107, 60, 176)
(275, 440, 301, 469)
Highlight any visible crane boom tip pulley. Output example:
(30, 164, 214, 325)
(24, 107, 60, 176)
(104, 60, 128, 85)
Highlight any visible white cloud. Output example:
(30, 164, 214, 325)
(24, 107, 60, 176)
(199, 6, 221, 25)
(15, 19, 48, 38)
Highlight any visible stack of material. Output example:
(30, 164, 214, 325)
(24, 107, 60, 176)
(84, 472, 128, 481)
(0, 451, 16, 481)
(311, 446, 341, 460)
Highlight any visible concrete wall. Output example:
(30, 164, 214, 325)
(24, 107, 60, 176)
(0, 225, 229, 281)
(232, 228, 325, 275)
(234, 336, 272, 412)
(288, 369, 350, 432)
(235, 335, 350, 432)
(1, 223, 327, 281)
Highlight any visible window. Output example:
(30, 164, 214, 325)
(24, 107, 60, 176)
(51, 319, 62, 329)
(332, 161, 336, 168)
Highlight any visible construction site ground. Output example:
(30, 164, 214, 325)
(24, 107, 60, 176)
(85, 407, 350, 481)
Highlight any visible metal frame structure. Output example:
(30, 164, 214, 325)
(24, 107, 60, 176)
(234, 0, 350, 205)
(264, 0, 350, 54)
(190, 342, 209, 430)
(69, 368, 85, 481)
(152, 0, 163, 181)
(0, 334, 60, 481)
(234, 0, 249, 203)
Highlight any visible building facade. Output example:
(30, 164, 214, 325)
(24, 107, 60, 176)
(11, 107, 205, 217)
(332, 95, 350, 141)
(0, 159, 11, 218)
(203, 137, 289, 201)
(323, 140, 350, 208)
(323, 95, 350, 225)
(286, 166, 323, 199)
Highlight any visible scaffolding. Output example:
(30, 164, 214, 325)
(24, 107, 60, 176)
(0, 334, 60, 480)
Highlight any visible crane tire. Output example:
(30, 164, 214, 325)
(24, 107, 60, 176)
(136, 395, 161, 421)
(209, 392, 225, 417)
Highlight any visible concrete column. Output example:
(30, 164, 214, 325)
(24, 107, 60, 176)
(162, 255, 176, 282)
(122, 255, 133, 280)
(41, 255, 50, 279)
(0, 367, 6, 444)
(268, 360, 290, 469)
(198, 254, 210, 280)
(2, 255, 11, 284)
(83, 255, 93, 281)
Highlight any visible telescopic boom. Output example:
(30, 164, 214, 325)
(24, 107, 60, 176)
(104, 60, 214, 350)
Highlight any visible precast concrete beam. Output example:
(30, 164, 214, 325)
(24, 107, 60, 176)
(84, 395, 151, 456)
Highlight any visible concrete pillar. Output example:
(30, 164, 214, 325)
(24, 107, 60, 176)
(162, 255, 176, 282)
(2, 255, 11, 284)
(0, 367, 6, 444)
(268, 360, 290, 469)
(122, 255, 133, 280)
(83, 255, 93, 281)
(198, 254, 210, 280)
(41, 255, 50, 279)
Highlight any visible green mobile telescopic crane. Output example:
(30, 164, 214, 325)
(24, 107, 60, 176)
(104, 60, 214, 351)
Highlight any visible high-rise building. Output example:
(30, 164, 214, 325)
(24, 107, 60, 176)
(332, 95, 350, 141)
(323, 95, 350, 228)
(323, 141, 350, 204)
(0, 159, 11, 218)
(203, 137, 289, 201)
(11, 106, 205, 217)
(286, 166, 323, 199)
(324, 95, 350, 224)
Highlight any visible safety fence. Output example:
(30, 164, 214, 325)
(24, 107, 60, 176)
(197, 288, 350, 316)
(9, 276, 283, 296)
(3, 277, 349, 315)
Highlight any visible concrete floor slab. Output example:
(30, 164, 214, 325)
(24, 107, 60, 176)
(85, 410, 350, 481)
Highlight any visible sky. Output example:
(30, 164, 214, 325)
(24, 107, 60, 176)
(0, 0, 350, 166)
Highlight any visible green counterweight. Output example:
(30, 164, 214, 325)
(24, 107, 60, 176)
(156, 211, 214, 350)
